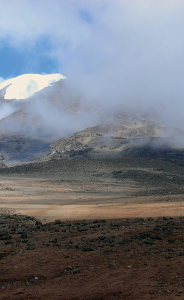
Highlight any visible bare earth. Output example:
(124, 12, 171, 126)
(1, 158, 184, 299)
(0, 175, 184, 222)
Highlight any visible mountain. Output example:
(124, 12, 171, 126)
(0, 76, 85, 165)
(41, 113, 164, 161)
(0, 73, 184, 166)
(0, 73, 66, 100)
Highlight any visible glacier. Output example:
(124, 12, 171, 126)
(0, 73, 66, 100)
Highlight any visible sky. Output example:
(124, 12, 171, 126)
(1, 0, 184, 132)
(0, 36, 59, 79)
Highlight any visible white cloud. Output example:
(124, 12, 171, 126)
(0, 102, 16, 120)
(0, 1, 184, 130)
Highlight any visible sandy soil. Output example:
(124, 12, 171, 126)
(0, 173, 184, 223)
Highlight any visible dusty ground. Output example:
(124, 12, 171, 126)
(1, 214, 184, 300)
(0, 158, 184, 299)
(0, 158, 184, 221)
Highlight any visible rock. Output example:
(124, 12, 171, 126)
(0, 234, 12, 240)
(109, 238, 115, 244)
(83, 247, 94, 252)
(65, 244, 73, 249)
(35, 220, 42, 226)
(4, 240, 12, 244)
(54, 219, 62, 224)
(117, 239, 129, 246)
(93, 219, 99, 223)
(26, 244, 35, 250)
(17, 230, 24, 234)
(98, 235, 106, 240)
(20, 232, 28, 239)
(71, 268, 80, 274)
(28, 225, 38, 231)
(29, 278, 37, 284)
(144, 239, 154, 245)
(154, 225, 163, 231)
(0, 220, 6, 224)
(108, 261, 118, 269)
(88, 224, 99, 229)
(78, 228, 87, 232)
(0, 230, 8, 237)
(168, 239, 175, 244)
(81, 220, 89, 226)
(50, 238, 58, 244)
(64, 267, 80, 274)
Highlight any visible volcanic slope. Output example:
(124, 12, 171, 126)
(41, 112, 168, 161)
(0, 79, 81, 165)
(0, 75, 184, 165)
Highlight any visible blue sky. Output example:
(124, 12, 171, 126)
(0, 3, 94, 81)
(0, 36, 59, 79)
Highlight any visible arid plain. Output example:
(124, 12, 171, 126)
(1, 157, 184, 222)
(1, 157, 184, 299)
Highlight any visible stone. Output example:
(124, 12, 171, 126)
(20, 232, 28, 239)
(54, 219, 62, 224)
(83, 247, 94, 252)
(71, 268, 80, 274)
(26, 244, 35, 250)
(108, 261, 118, 269)
(35, 220, 42, 226)
(0, 234, 12, 240)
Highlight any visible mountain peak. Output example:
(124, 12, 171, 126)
(0, 73, 66, 100)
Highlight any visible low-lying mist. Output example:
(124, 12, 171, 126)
(0, 82, 99, 142)
(1, 77, 184, 152)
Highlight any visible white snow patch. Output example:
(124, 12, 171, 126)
(0, 73, 66, 100)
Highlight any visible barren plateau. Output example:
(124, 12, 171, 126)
(0, 153, 184, 300)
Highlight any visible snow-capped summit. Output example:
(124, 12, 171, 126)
(0, 73, 66, 100)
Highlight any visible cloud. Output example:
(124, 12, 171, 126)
(1, 0, 184, 134)
(0, 102, 16, 120)
(25, 97, 98, 138)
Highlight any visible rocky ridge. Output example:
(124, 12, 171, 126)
(41, 113, 165, 161)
